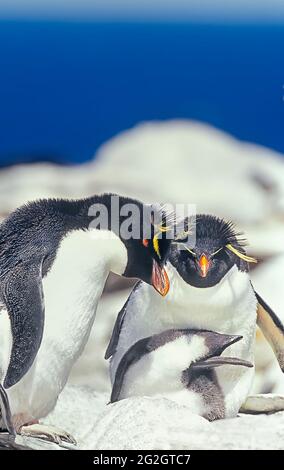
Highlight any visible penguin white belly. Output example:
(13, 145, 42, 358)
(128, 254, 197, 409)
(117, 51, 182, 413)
(0, 229, 127, 423)
(111, 264, 257, 417)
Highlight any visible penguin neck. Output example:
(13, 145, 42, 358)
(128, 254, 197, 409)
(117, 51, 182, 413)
(153, 263, 254, 334)
(60, 193, 144, 237)
(166, 263, 242, 306)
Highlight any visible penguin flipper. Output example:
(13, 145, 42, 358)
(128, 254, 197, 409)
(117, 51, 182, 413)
(110, 336, 150, 403)
(105, 300, 128, 360)
(254, 290, 284, 372)
(3, 264, 45, 389)
(105, 281, 142, 360)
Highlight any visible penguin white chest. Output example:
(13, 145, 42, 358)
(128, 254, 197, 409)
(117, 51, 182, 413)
(112, 265, 257, 418)
(117, 265, 256, 349)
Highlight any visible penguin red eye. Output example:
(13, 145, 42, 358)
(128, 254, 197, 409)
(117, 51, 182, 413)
(143, 239, 149, 248)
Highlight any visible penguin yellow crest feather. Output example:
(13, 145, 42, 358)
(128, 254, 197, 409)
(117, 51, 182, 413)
(226, 244, 257, 264)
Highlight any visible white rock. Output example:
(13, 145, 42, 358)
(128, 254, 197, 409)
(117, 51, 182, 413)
(252, 255, 284, 318)
(241, 394, 284, 413)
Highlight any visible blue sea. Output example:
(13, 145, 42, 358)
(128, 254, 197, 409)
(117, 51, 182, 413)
(0, 20, 284, 165)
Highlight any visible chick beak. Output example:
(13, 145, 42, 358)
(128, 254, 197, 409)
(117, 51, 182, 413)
(198, 254, 211, 278)
(152, 260, 170, 296)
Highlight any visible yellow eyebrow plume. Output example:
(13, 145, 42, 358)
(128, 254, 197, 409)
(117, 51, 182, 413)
(182, 244, 197, 257)
(226, 244, 257, 264)
(153, 233, 161, 259)
(211, 247, 223, 257)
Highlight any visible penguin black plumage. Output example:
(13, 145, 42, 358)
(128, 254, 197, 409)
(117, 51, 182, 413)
(107, 214, 284, 418)
(110, 329, 253, 421)
(170, 215, 250, 288)
(0, 193, 172, 441)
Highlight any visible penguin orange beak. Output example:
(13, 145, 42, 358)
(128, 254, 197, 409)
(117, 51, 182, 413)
(152, 260, 170, 296)
(198, 254, 211, 278)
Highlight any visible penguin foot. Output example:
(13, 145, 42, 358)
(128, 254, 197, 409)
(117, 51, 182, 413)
(240, 394, 284, 414)
(20, 423, 77, 446)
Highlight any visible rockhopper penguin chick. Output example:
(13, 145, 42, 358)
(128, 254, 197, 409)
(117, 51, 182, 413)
(110, 329, 253, 421)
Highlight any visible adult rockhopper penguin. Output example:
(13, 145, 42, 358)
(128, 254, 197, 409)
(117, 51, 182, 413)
(0, 193, 172, 443)
(107, 214, 284, 418)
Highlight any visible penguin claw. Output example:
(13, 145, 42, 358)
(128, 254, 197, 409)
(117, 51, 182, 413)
(20, 423, 77, 447)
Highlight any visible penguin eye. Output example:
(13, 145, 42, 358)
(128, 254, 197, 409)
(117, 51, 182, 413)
(211, 247, 223, 258)
(181, 244, 197, 258)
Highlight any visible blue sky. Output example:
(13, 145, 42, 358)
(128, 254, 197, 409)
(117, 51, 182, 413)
(1, 0, 284, 20)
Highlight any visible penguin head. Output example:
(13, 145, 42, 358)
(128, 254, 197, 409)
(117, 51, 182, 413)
(188, 331, 254, 370)
(170, 214, 257, 288)
(122, 204, 173, 296)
